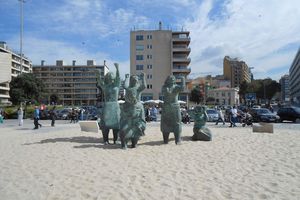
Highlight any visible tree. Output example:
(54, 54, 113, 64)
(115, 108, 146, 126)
(9, 73, 45, 105)
(239, 81, 250, 103)
(50, 94, 59, 105)
(190, 85, 204, 104)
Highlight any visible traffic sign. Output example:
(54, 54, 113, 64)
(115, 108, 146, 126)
(245, 93, 256, 101)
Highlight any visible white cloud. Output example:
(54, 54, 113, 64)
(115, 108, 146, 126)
(7, 35, 130, 78)
(29, 0, 150, 37)
(185, 0, 300, 79)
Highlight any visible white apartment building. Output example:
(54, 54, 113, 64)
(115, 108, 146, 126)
(33, 60, 109, 106)
(0, 42, 32, 105)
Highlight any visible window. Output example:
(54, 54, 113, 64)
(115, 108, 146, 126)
(147, 84, 152, 89)
(136, 45, 144, 51)
(147, 55, 152, 59)
(147, 44, 152, 49)
(147, 65, 152, 69)
(147, 35, 152, 39)
(147, 74, 152, 79)
(136, 35, 143, 40)
(136, 65, 144, 70)
(136, 55, 143, 60)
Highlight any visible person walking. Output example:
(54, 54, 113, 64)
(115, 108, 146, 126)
(17, 107, 24, 126)
(33, 106, 42, 129)
(0, 109, 4, 124)
(215, 108, 225, 125)
(229, 106, 238, 127)
(49, 106, 56, 127)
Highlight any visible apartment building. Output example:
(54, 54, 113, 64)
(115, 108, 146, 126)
(0, 42, 32, 105)
(223, 56, 251, 88)
(289, 48, 300, 104)
(130, 23, 191, 101)
(279, 74, 290, 103)
(33, 60, 109, 106)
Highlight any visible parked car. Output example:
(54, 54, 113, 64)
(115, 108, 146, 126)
(249, 108, 280, 122)
(277, 107, 300, 122)
(56, 109, 71, 120)
(206, 109, 219, 122)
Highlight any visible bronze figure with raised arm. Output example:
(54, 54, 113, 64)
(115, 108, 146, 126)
(97, 63, 121, 145)
(161, 75, 185, 144)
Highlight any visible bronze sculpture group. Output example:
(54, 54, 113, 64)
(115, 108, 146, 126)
(97, 63, 211, 149)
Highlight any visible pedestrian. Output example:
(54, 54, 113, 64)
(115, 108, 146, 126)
(0, 109, 4, 124)
(150, 105, 158, 121)
(33, 106, 42, 129)
(70, 108, 76, 123)
(49, 106, 56, 127)
(17, 107, 24, 126)
(229, 106, 238, 127)
(215, 108, 225, 125)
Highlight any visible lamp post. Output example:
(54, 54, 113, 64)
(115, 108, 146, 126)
(19, 0, 25, 74)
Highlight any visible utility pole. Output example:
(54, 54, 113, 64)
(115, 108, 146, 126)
(19, 0, 25, 74)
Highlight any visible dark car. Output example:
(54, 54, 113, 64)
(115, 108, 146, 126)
(249, 108, 280, 122)
(277, 107, 300, 122)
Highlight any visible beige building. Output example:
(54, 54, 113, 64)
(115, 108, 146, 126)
(33, 60, 109, 106)
(207, 87, 239, 106)
(0, 42, 32, 105)
(130, 23, 191, 101)
(223, 56, 251, 88)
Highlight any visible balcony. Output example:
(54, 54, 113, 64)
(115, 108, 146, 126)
(172, 37, 190, 44)
(172, 46, 191, 54)
(0, 86, 9, 91)
(172, 56, 191, 63)
(172, 67, 191, 74)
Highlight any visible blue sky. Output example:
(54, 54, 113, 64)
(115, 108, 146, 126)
(1, 0, 300, 80)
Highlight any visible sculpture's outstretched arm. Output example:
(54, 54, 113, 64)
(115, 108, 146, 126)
(138, 72, 146, 92)
(114, 63, 120, 86)
(124, 74, 130, 89)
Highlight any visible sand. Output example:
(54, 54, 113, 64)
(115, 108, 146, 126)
(0, 119, 299, 200)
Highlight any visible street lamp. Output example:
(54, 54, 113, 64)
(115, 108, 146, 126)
(19, 0, 25, 74)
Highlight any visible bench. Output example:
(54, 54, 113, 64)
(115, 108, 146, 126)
(79, 121, 100, 133)
(253, 122, 274, 133)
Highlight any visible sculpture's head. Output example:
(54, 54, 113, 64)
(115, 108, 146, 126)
(165, 75, 176, 86)
(129, 75, 139, 87)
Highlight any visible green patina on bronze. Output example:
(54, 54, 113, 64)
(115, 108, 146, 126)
(96, 63, 120, 144)
(191, 106, 212, 141)
(161, 75, 185, 144)
(119, 73, 146, 149)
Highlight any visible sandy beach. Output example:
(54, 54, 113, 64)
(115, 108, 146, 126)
(0, 119, 299, 200)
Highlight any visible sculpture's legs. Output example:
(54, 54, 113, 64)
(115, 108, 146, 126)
(102, 128, 109, 145)
(174, 131, 182, 145)
(131, 137, 137, 148)
(119, 130, 127, 149)
(163, 132, 170, 144)
(113, 129, 119, 144)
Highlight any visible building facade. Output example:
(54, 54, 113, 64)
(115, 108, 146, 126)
(223, 56, 251, 88)
(207, 87, 239, 106)
(289, 48, 300, 104)
(279, 74, 290, 103)
(130, 23, 191, 101)
(0, 42, 32, 104)
(33, 60, 109, 106)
